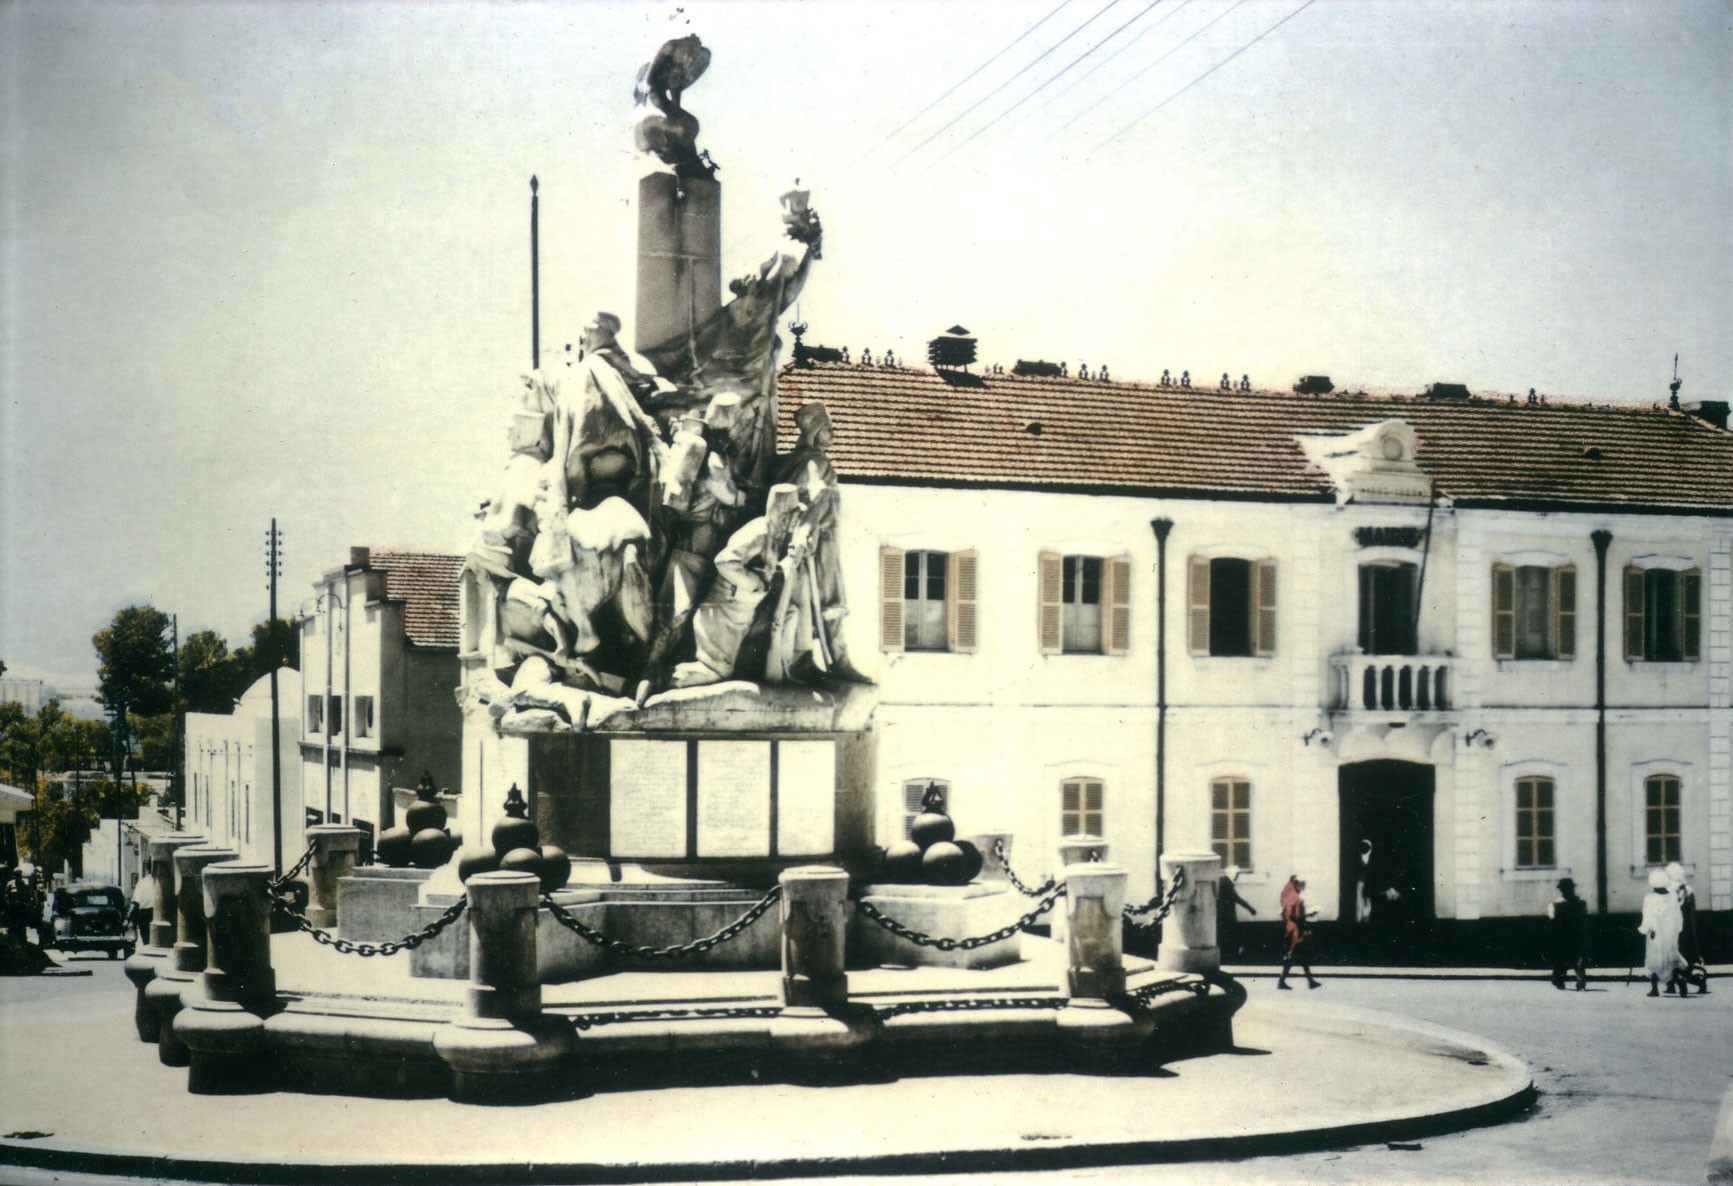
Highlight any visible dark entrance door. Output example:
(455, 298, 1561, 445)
(1358, 562, 1419, 655)
(1339, 760, 1435, 963)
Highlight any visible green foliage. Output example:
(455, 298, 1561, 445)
(93, 606, 174, 718)
(234, 617, 300, 682)
(179, 629, 244, 714)
(20, 776, 145, 877)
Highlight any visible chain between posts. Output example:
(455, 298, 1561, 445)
(991, 839, 1056, 899)
(271, 840, 318, 891)
(568, 1004, 786, 1031)
(854, 882, 1065, 952)
(1107, 978, 1212, 1014)
(873, 994, 1067, 1020)
(540, 886, 782, 961)
(1122, 865, 1187, 930)
(280, 897, 467, 957)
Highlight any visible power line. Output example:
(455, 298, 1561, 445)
(1098, 0, 1320, 149)
(1002, 0, 1198, 133)
(891, 0, 1125, 171)
(932, 0, 1169, 166)
(1055, 0, 1245, 136)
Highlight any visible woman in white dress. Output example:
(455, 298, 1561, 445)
(1638, 868, 1685, 998)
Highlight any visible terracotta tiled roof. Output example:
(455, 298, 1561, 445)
(776, 363, 1733, 512)
(366, 550, 463, 650)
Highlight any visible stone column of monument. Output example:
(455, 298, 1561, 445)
(145, 845, 236, 1067)
(122, 831, 204, 1041)
(636, 169, 720, 364)
(1054, 861, 1150, 1067)
(778, 865, 849, 1009)
(432, 870, 573, 1102)
(174, 862, 280, 1094)
(1156, 852, 1222, 975)
(305, 823, 362, 929)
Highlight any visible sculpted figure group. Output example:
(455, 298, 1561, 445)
(465, 203, 850, 731)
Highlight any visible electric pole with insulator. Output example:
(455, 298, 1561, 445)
(266, 519, 284, 873)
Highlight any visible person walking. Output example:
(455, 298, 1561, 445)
(1638, 868, 1685, 998)
(127, 873, 155, 945)
(1547, 876, 1590, 991)
(1667, 862, 1707, 995)
(1277, 874, 1320, 990)
(1215, 865, 1257, 963)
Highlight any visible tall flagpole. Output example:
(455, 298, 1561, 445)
(531, 176, 540, 370)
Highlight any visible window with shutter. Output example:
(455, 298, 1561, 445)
(1038, 551, 1062, 655)
(1060, 777, 1104, 837)
(1105, 557, 1131, 655)
(1682, 571, 1701, 661)
(1187, 557, 1211, 655)
(1628, 566, 1702, 661)
(1491, 564, 1515, 657)
(1624, 567, 1645, 659)
(1253, 559, 1277, 656)
(1514, 776, 1556, 868)
(903, 550, 948, 651)
(879, 546, 905, 653)
(1554, 566, 1576, 659)
(1060, 556, 1103, 652)
(948, 550, 977, 653)
(1210, 778, 1252, 869)
(1643, 775, 1681, 865)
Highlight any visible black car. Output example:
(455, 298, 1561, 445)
(48, 882, 134, 959)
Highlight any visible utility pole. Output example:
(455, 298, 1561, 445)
(266, 519, 284, 873)
(171, 613, 181, 831)
(531, 175, 541, 370)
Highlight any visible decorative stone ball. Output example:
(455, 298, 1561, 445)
(492, 815, 540, 858)
(537, 845, 571, 893)
(455, 845, 501, 884)
(909, 809, 955, 849)
(921, 840, 971, 886)
(882, 840, 924, 884)
(404, 798, 447, 834)
(410, 828, 457, 869)
(499, 847, 544, 877)
(953, 839, 984, 884)
(375, 826, 414, 868)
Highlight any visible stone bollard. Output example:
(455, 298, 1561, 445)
(779, 866, 850, 1009)
(145, 845, 236, 1067)
(1063, 862, 1128, 1000)
(1057, 836, 1109, 867)
(122, 832, 204, 1042)
(174, 862, 279, 1094)
(1155, 852, 1221, 975)
(304, 824, 362, 929)
(1055, 860, 1147, 1065)
(433, 871, 572, 1102)
(969, 831, 1013, 885)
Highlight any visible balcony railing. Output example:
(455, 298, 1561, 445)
(1329, 654, 1453, 713)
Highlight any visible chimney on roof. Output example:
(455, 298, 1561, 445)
(927, 326, 977, 371)
(1684, 401, 1729, 431)
(349, 546, 371, 569)
(1424, 382, 1471, 400)
(1294, 375, 1333, 394)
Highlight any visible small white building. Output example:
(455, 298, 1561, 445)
(298, 547, 463, 843)
(184, 668, 303, 869)
(779, 352, 1731, 955)
(0, 781, 32, 869)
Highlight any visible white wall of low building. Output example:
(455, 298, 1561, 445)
(185, 668, 302, 869)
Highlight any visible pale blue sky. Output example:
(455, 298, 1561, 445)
(3, 0, 1728, 686)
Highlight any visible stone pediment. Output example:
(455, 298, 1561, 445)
(1297, 419, 1433, 505)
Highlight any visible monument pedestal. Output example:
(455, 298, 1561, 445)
(853, 882, 1023, 970)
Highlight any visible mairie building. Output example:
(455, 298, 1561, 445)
(778, 344, 1732, 960)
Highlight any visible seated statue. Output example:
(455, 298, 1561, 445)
(671, 485, 804, 688)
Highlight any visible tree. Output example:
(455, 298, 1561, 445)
(0, 701, 40, 789)
(179, 630, 244, 714)
(93, 607, 174, 719)
(233, 617, 300, 686)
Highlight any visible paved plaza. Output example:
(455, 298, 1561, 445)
(0, 947, 1726, 1185)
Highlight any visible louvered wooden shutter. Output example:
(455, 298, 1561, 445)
(948, 549, 978, 654)
(879, 546, 905, 653)
(1037, 552, 1062, 655)
(1105, 557, 1131, 655)
(1624, 567, 1645, 659)
(1553, 565, 1577, 660)
(1682, 569, 1702, 661)
(1187, 556, 1211, 655)
(1253, 558, 1278, 656)
(1491, 564, 1515, 658)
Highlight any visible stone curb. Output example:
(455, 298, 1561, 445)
(0, 1005, 1535, 1185)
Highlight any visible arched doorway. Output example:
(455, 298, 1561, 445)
(1338, 759, 1435, 962)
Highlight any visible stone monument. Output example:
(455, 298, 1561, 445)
(451, 36, 873, 918)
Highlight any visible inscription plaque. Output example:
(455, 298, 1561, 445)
(608, 739, 687, 857)
(777, 740, 835, 855)
(696, 741, 772, 856)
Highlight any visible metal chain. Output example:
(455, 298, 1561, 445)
(991, 839, 1056, 899)
(854, 882, 1064, 952)
(1108, 977, 1211, 1013)
(569, 1004, 786, 1031)
(271, 840, 318, 891)
(873, 994, 1066, 1021)
(281, 897, 466, 957)
(1123, 865, 1188, 930)
(540, 886, 782, 961)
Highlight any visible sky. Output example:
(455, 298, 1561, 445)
(2, 0, 1728, 689)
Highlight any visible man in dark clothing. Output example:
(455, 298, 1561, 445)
(1548, 876, 1590, 991)
(1215, 866, 1258, 962)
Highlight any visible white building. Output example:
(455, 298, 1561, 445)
(780, 353, 1731, 955)
(298, 547, 463, 843)
(0, 678, 51, 713)
(184, 668, 302, 869)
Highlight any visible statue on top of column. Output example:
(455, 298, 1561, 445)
(633, 34, 716, 179)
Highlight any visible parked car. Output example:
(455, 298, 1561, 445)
(48, 882, 133, 959)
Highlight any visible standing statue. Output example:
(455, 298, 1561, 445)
(634, 35, 715, 178)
